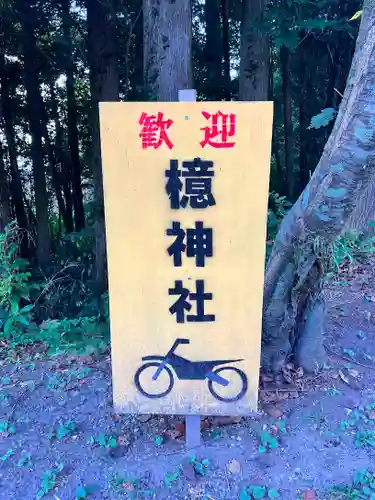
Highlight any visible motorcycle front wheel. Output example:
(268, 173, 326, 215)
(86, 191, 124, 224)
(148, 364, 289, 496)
(208, 366, 248, 402)
(134, 362, 174, 399)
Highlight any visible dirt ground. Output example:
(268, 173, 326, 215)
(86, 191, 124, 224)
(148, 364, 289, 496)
(2, 266, 375, 499)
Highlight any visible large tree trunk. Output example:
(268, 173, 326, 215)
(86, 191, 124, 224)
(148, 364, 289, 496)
(221, 0, 231, 100)
(143, 0, 192, 101)
(205, 0, 223, 100)
(0, 56, 28, 233)
(87, 0, 119, 294)
(239, 0, 269, 101)
(20, 2, 51, 268)
(263, 0, 375, 373)
(61, 0, 85, 232)
(280, 45, 294, 200)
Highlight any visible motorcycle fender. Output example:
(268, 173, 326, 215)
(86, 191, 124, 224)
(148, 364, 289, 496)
(141, 355, 165, 362)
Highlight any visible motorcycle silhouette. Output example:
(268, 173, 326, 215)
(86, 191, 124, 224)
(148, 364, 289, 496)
(134, 338, 248, 402)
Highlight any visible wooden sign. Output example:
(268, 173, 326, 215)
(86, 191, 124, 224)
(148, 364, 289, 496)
(99, 102, 273, 416)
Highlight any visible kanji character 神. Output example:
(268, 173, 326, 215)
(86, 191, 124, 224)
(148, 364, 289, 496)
(168, 280, 215, 323)
(165, 158, 216, 209)
(138, 112, 174, 150)
(167, 221, 213, 267)
(200, 111, 236, 149)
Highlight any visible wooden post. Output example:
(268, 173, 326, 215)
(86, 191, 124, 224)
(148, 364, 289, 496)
(178, 88, 201, 449)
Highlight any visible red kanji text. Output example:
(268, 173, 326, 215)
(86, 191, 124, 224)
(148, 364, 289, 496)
(200, 111, 236, 148)
(139, 112, 174, 150)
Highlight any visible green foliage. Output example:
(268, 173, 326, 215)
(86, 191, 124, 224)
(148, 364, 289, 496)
(0, 223, 39, 343)
(36, 463, 64, 500)
(50, 420, 77, 440)
(267, 192, 292, 256)
(240, 485, 280, 499)
(0, 448, 15, 461)
(17, 453, 33, 468)
(329, 225, 375, 274)
(164, 471, 180, 489)
(329, 469, 375, 499)
(87, 433, 117, 449)
(0, 419, 15, 435)
(189, 456, 210, 476)
(75, 485, 100, 499)
(308, 108, 337, 130)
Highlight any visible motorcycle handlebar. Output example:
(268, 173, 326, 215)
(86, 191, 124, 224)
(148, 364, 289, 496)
(177, 338, 190, 345)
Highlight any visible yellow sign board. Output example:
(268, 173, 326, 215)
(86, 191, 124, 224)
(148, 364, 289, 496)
(100, 102, 273, 416)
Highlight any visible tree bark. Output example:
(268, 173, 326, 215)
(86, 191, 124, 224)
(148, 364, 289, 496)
(263, 0, 375, 373)
(280, 45, 294, 200)
(61, 0, 85, 232)
(49, 82, 74, 234)
(0, 56, 28, 233)
(19, 2, 50, 267)
(222, 0, 231, 100)
(204, 0, 223, 100)
(143, 0, 192, 101)
(87, 0, 119, 294)
(239, 0, 269, 101)
(0, 142, 11, 232)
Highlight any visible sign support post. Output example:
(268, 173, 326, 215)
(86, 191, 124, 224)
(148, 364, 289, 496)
(178, 88, 201, 449)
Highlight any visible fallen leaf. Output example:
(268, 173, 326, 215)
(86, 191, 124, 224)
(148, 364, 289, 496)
(302, 490, 316, 500)
(175, 422, 186, 435)
(347, 369, 360, 379)
(263, 405, 283, 419)
(339, 370, 350, 385)
(164, 429, 183, 440)
(211, 416, 241, 427)
(182, 459, 197, 483)
(137, 414, 152, 423)
(227, 459, 241, 474)
(117, 434, 130, 447)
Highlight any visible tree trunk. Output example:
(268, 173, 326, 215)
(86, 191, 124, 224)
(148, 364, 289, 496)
(0, 142, 11, 232)
(263, 0, 375, 373)
(87, 0, 119, 294)
(49, 82, 74, 234)
(239, 0, 269, 101)
(0, 56, 28, 233)
(20, 2, 50, 268)
(222, 0, 231, 100)
(280, 45, 294, 200)
(143, 0, 192, 101)
(61, 0, 85, 232)
(204, 0, 223, 100)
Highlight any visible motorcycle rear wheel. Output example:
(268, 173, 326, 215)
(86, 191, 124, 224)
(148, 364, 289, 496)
(134, 362, 174, 399)
(208, 366, 248, 402)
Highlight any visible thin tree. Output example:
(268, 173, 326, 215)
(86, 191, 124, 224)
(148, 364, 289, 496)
(86, 0, 119, 294)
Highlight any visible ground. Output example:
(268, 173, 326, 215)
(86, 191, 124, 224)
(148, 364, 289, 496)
(2, 264, 375, 500)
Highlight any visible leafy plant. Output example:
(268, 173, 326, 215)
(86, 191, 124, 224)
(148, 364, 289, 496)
(189, 456, 210, 476)
(355, 430, 375, 448)
(329, 469, 375, 499)
(330, 227, 375, 273)
(36, 463, 64, 499)
(0, 223, 39, 343)
(258, 430, 278, 453)
(240, 485, 280, 499)
(87, 433, 117, 449)
(0, 448, 15, 461)
(50, 420, 76, 440)
(75, 485, 100, 499)
(0, 419, 15, 435)
(164, 471, 180, 488)
(17, 453, 33, 468)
